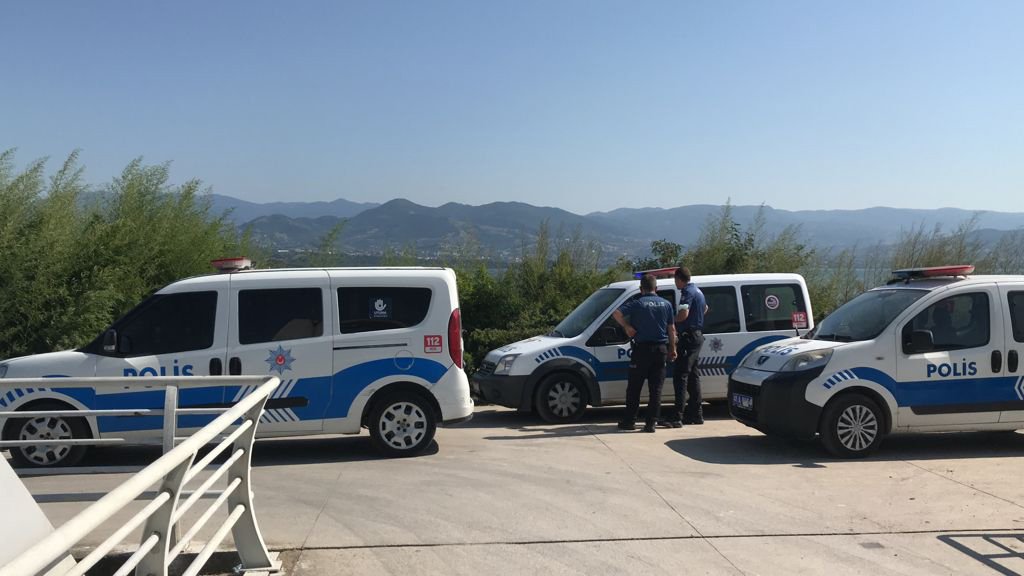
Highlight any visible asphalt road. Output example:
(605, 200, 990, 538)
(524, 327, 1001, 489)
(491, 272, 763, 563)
(19, 404, 1024, 575)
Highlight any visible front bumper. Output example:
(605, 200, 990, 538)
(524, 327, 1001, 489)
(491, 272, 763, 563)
(471, 372, 531, 411)
(728, 367, 825, 440)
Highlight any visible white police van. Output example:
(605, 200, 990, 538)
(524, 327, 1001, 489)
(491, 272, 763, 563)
(473, 269, 813, 422)
(0, 259, 473, 466)
(729, 265, 1024, 458)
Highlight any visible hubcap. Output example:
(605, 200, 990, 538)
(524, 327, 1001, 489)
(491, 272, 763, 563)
(836, 404, 878, 452)
(379, 402, 428, 450)
(19, 416, 73, 466)
(547, 381, 581, 418)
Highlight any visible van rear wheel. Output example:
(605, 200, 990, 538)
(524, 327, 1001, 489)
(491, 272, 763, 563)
(536, 374, 587, 423)
(5, 402, 90, 468)
(820, 393, 884, 458)
(368, 393, 437, 457)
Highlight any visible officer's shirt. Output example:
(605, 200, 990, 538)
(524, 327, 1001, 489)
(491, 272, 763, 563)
(677, 283, 706, 331)
(619, 294, 674, 343)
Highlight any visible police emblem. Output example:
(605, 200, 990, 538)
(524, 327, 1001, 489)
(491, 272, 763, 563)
(709, 337, 724, 353)
(265, 345, 295, 375)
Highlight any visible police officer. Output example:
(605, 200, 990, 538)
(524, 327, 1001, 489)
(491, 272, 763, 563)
(663, 266, 708, 426)
(612, 274, 678, 433)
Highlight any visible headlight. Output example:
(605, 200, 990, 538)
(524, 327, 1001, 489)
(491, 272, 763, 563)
(780, 350, 833, 372)
(493, 354, 519, 376)
(0, 364, 7, 378)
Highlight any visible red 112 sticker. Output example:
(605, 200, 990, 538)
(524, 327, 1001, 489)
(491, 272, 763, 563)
(424, 335, 443, 353)
(791, 311, 809, 329)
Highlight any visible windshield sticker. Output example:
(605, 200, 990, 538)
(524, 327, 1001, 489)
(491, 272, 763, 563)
(765, 295, 780, 310)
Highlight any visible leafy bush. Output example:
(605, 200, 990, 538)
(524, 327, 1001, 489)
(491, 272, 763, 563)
(0, 150, 253, 360)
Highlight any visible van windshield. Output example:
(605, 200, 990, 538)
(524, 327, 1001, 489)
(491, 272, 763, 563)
(551, 288, 626, 338)
(809, 288, 928, 342)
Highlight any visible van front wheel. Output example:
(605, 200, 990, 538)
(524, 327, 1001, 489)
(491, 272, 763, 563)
(369, 393, 437, 457)
(6, 402, 90, 468)
(536, 374, 587, 423)
(820, 393, 884, 458)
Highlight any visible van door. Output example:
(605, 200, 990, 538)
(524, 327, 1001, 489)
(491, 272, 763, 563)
(227, 272, 333, 434)
(697, 285, 747, 399)
(587, 289, 676, 404)
(895, 286, 1005, 428)
(997, 285, 1024, 422)
(93, 288, 228, 433)
(328, 281, 438, 427)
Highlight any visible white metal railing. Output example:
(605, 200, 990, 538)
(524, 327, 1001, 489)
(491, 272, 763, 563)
(0, 376, 281, 576)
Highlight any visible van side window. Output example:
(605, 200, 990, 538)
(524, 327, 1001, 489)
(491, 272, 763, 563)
(741, 284, 806, 332)
(115, 292, 217, 356)
(902, 293, 990, 353)
(702, 286, 740, 334)
(587, 290, 676, 346)
(338, 287, 432, 334)
(239, 288, 323, 344)
(1010, 292, 1024, 343)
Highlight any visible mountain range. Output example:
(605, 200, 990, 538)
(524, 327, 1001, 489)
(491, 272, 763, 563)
(212, 194, 1024, 261)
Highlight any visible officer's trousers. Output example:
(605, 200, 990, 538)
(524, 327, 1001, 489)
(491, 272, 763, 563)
(622, 342, 668, 427)
(671, 329, 705, 421)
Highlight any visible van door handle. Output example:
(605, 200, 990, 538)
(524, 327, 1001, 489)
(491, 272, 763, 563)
(209, 358, 223, 376)
(992, 350, 1003, 373)
(229, 357, 242, 376)
(1009, 350, 1019, 373)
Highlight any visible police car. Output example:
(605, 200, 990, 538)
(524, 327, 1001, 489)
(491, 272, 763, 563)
(473, 270, 814, 422)
(0, 259, 474, 466)
(729, 265, 1024, 458)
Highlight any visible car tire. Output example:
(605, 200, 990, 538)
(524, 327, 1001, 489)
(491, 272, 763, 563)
(5, 402, 90, 468)
(535, 373, 587, 423)
(820, 393, 884, 458)
(368, 393, 437, 457)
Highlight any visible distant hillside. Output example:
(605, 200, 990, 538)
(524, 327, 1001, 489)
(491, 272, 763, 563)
(233, 196, 1024, 261)
(589, 205, 1024, 248)
(210, 194, 377, 223)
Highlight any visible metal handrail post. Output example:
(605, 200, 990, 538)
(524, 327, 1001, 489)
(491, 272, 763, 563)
(133, 455, 194, 576)
(226, 394, 278, 572)
(162, 385, 178, 455)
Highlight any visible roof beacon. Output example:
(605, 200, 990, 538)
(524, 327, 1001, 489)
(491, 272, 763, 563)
(891, 264, 975, 283)
(211, 257, 253, 273)
(633, 267, 679, 279)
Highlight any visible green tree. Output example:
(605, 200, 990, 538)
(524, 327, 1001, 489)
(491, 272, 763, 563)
(0, 151, 253, 359)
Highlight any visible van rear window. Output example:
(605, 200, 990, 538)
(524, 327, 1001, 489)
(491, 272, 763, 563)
(337, 287, 432, 334)
(741, 284, 807, 332)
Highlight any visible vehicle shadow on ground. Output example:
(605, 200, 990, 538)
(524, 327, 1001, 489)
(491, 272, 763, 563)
(472, 403, 732, 440)
(938, 533, 1024, 576)
(666, 431, 1024, 466)
(79, 436, 437, 469)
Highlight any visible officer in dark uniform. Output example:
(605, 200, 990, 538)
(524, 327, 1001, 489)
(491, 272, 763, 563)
(612, 274, 678, 433)
(663, 266, 708, 426)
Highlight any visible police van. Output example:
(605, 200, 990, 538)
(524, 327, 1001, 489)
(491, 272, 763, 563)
(473, 270, 814, 422)
(729, 265, 1024, 458)
(0, 259, 474, 467)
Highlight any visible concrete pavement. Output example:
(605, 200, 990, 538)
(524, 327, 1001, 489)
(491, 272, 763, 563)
(19, 404, 1024, 575)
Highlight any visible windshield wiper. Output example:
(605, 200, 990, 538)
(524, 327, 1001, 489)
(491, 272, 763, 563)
(815, 333, 854, 342)
(548, 329, 564, 337)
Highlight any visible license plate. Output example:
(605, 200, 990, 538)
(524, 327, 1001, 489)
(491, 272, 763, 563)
(731, 393, 753, 410)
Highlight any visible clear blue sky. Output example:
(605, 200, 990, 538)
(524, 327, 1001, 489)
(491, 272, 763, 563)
(3, 1, 1022, 213)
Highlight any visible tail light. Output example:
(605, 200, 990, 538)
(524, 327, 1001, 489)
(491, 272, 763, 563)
(448, 308, 463, 369)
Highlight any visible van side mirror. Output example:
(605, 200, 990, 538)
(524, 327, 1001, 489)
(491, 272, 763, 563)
(910, 330, 934, 353)
(599, 325, 619, 344)
(102, 329, 118, 353)
(588, 325, 623, 347)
